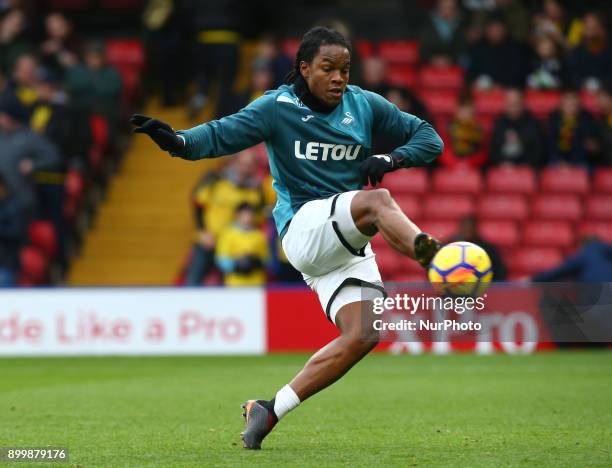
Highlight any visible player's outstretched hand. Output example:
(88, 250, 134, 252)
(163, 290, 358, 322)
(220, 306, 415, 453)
(130, 114, 184, 153)
(359, 154, 399, 186)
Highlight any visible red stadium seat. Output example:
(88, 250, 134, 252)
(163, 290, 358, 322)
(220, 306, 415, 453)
(28, 221, 58, 260)
(281, 38, 301, 59)
(525, 90, 561, 119)
(593, 168, 612, 193)
(579, 222, 612, 243)
(432, 167, 483, 194)
(356, 39, 374, 58)
(381, 168, 428, 194)
(396, 256, 427, 275)
(580, 89, 600, 116)
(424, 194, 474, 220)
(385, 66, 418, 89)
(376, 248, 400, 277)
(419, 219, 459, 241)
(478, 194, 529, 221)
(393, 194, 422, 219)
(18, 246, 50, 286)
(540, 166, 589, 194)
(390, 272, 428, 282)
(509, 247, 563, 277)
(486, 165, 537, 193)
(523, 221, 574, 248)
(378, 40, 419, 65)
(585, 195, 612, 220)
(105, 38, 145, 70)
(419, 65, 464, 90)
(418, 90, 458, 118)
(479, 220, 520, 248)
(474, 89, 505, 116)
(532, 194, 583, 221)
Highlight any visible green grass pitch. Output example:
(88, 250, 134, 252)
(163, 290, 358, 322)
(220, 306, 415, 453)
(1, 352, 611, 467)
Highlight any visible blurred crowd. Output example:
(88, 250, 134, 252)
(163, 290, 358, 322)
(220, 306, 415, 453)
(0, 1, 130, 286)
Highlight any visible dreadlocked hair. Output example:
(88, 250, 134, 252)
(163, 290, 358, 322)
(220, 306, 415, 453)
(284, 26, 351, 84)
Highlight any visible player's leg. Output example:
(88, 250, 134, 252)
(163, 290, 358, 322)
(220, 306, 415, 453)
(241, 290, 381, 449)
(350, 188, 439, 266)
(287, 296, 379, 400)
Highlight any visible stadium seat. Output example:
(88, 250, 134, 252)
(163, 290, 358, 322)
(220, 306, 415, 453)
(540, 166, 589, 194)
(356, 39, 374, 58)
(578, 222, 612, 243)
(424, 194, 474, 220)
(18, 246, 50, 286)
(532, 194, 583, 221)
(378, 40, 419, 66)
(28, 221, 58, 260)
(418, 220, 459, 241)
(393, 194, 422, 219)
(385, 66, 418, 89)
(593, 168, 612, 193)
(580, 89, 600, 116)
(396, 256, 427, 275)
(473, 89, 505, 116)
(419, 65, 463, 90)
(585, 195, 612, 221)
(281, 38, 301, 59)
(478, 194, 529, 221)
(376, 248, 400, 277)
(418, 90, 458, 118)
(432, 167, 483, 194)
(479, 220, 520, 248)
(64, 169, 85, 220)
(89, 113, 109, 174)
(523, 221, 574, 248)
(524, 90, 561, 119)
(509, 247, 563, 277)
(485, 165, 536, 193)
(105, 38, 145, 70)
(381, 168, 428, 194)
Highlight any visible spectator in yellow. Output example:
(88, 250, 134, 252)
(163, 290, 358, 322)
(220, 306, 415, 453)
(216, 202, 269, 286)
(185, 150, 264, 285)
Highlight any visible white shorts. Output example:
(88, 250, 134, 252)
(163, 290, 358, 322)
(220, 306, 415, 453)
(281, 191, 386, 324)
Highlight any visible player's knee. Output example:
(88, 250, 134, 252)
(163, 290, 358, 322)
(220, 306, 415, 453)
(364, 189, 396, 220)
(344, 326, 379, 354)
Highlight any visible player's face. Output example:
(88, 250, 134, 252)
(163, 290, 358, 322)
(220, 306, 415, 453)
(301, 44, 350, 107)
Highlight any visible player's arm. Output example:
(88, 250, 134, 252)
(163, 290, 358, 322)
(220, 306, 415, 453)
(131, 93, 276, 160)
(360, 90, 443, 185)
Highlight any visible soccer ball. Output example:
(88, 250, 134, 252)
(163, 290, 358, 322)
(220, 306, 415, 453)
(428, 241, 493, 297)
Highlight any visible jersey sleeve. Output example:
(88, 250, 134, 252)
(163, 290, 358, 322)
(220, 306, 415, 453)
(174, 93, 276, 160)
(364, 90, 443, 167)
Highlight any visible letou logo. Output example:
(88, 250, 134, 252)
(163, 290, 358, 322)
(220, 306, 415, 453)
(301, 114, 314, 122)
(294, 141, 361, 161)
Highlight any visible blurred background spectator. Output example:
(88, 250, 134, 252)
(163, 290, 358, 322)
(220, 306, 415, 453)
(567, 11, 612, 92)
(466, 12, 526, 89)
(489, 88, 545, 166)
(185, 151, 264, 286)
(419, 0, 466, 66)
(216, 202, 269, 286)
(527, 33, 567, 90)
(547, 88, 599, 167)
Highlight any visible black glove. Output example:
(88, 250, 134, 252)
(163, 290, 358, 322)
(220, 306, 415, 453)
(359, 154, 400, 186)
(130, 114, 184, 153)
(234, 255, 263, 274)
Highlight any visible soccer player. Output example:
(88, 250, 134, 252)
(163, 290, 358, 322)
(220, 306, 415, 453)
(131, 27, 443, 449)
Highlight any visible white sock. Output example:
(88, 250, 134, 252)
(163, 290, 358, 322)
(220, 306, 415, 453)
(273, 384, 300, 420)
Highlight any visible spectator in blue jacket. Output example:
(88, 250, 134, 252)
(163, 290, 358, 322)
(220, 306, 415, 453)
(533, 237, 612, 282)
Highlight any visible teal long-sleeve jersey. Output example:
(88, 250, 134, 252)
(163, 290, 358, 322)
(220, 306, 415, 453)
(175, 84, 444, 237)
